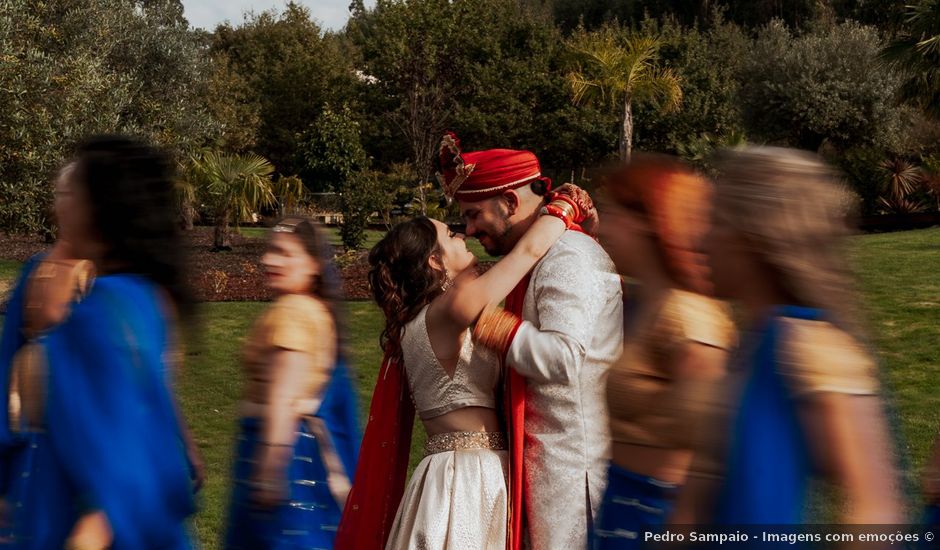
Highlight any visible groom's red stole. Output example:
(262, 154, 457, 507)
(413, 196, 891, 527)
(503, 276, 529, 550)
(335, 352, 414, 549)
(503, 224, 584, 550)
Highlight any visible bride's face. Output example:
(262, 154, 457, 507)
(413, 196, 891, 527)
(430, 219, 476, 276)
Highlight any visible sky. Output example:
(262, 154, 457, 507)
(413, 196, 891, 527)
(180, 0, 376, 32)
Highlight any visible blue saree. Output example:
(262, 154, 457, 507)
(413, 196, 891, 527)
(717, 306, 821, 523)
(0, 254, 43, 500)
(3, 274, 194, 548)
(224, 357, 360, 549)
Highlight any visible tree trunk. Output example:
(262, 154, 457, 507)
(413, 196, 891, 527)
(213, 206, 230, 250)
(417, 174, 428, 216)
(182, 200, 195, 231)
(620, 95, 633, 162)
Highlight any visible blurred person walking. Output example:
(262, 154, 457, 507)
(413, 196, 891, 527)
(593, 155, 734, 548)
(0, 135, 198, 548)
(224, 217, 360, 550)
(687, 146, 903, 524)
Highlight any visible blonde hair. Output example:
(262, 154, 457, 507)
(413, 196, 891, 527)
(712, 146, 864, 338)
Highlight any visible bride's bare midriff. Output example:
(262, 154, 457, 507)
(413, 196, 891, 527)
(422, 406, 502, 437)
(612, 442, 694, 485)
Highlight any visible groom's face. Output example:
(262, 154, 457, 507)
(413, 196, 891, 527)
(459, 196, 514, 257)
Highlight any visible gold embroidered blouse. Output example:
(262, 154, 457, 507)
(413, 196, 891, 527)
(606, 289, 735, 449)
(690, 314, 881, 480)
(240, 294, 336, 416)
(10, 258, 95, 432)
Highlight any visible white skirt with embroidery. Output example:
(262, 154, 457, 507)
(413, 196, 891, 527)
(386, 448, 509, 550)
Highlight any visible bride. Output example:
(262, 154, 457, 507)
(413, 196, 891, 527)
(336, 185, 594, 549)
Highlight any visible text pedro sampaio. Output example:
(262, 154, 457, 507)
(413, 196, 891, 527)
(645, 529, 930, 545)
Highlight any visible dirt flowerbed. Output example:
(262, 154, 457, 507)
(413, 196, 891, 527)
(1, 228, 379, 301)
(1, 228, 499, 301)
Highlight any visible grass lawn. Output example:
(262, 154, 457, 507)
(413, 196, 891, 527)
(0, 228, 938, 546)
(847, 230, 940, 488)
(0, 260, 22, 296)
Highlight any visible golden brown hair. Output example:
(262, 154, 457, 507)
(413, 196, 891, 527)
(711, 146, 864, 338)
(604, 153, 713, 294)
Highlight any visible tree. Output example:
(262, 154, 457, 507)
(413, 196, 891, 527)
(566, 24, 683, 161)
(299, 105, 369, 192)
(211, 3, 355, 176)
(0, 0, 216, 235)
(299, 105, 384, 250)
(739, 20, 904, 152)
(187, 152, 278, 250)
(632, 15, 747, 157)
(882, 0, 940, 118)
(203, 52, 262, 153)
(338, 170, 386, 251)
(346, 0, 460, 214)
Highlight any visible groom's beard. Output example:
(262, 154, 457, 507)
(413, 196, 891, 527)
(478, 218, 513, 257)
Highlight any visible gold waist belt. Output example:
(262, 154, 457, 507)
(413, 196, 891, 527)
(424, 431, 507, 456)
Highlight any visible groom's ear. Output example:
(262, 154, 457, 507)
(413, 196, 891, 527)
(501, 191, 520, 217)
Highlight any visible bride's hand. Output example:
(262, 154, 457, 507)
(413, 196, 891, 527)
(551, 183, 598, 236)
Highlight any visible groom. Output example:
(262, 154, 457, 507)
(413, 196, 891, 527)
(438, 133, 623, 549)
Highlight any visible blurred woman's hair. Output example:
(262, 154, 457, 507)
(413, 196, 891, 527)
(271, 216, 347, 360)
(73, 134, 194, 318)
(367, 217, 447, 357)
(603, 153, 713, 295)
(712, 145, 865, 339)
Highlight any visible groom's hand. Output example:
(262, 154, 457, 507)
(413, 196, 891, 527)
(552, 183, 598, 236)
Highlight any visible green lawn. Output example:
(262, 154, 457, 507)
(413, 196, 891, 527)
(0, 260, 22, 296)
(846, 230, 940, 488)
(0, 228, 938, 545)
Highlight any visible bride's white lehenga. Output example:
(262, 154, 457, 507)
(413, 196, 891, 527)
(385, 305, 509, 550)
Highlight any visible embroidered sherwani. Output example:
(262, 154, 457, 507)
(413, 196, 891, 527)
(505, 231, 623, 549)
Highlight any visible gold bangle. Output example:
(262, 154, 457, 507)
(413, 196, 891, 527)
(473, 306, 522, 359)
(548, 199, 576, 221)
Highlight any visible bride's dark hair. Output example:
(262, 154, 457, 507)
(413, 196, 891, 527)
(368, 217, 447, 357)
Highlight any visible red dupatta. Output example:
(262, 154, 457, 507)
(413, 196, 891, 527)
(503, 276, 529, 550)
(335, 351, 414, 549)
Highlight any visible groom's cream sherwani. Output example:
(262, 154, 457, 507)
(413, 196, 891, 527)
(505, 230, 623, 549)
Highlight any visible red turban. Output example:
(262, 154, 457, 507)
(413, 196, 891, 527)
(436, 132, 549, 203)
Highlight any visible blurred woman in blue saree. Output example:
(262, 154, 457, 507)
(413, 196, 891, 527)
(1, 136, 197, 548)
(683, 146, 903, 525)
(224, 217, 360, 550)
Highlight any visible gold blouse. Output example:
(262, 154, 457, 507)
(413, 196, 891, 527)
(240, 294, 336, 416)
(606, 289, 735, 449)
(10, 258, 95, 432)
(690, 315, 881, 480)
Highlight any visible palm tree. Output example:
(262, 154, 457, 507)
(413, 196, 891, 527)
(173, 175, 198, 231)
(882, 0, 940, 118)
(188, 152, 278, 250)
(878, 157, 927, 215)
(566, 25, 683, 161)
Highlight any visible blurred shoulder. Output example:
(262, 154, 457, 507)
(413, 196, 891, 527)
(270, 293, 332, 327)
(776, 314, 879, 397)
